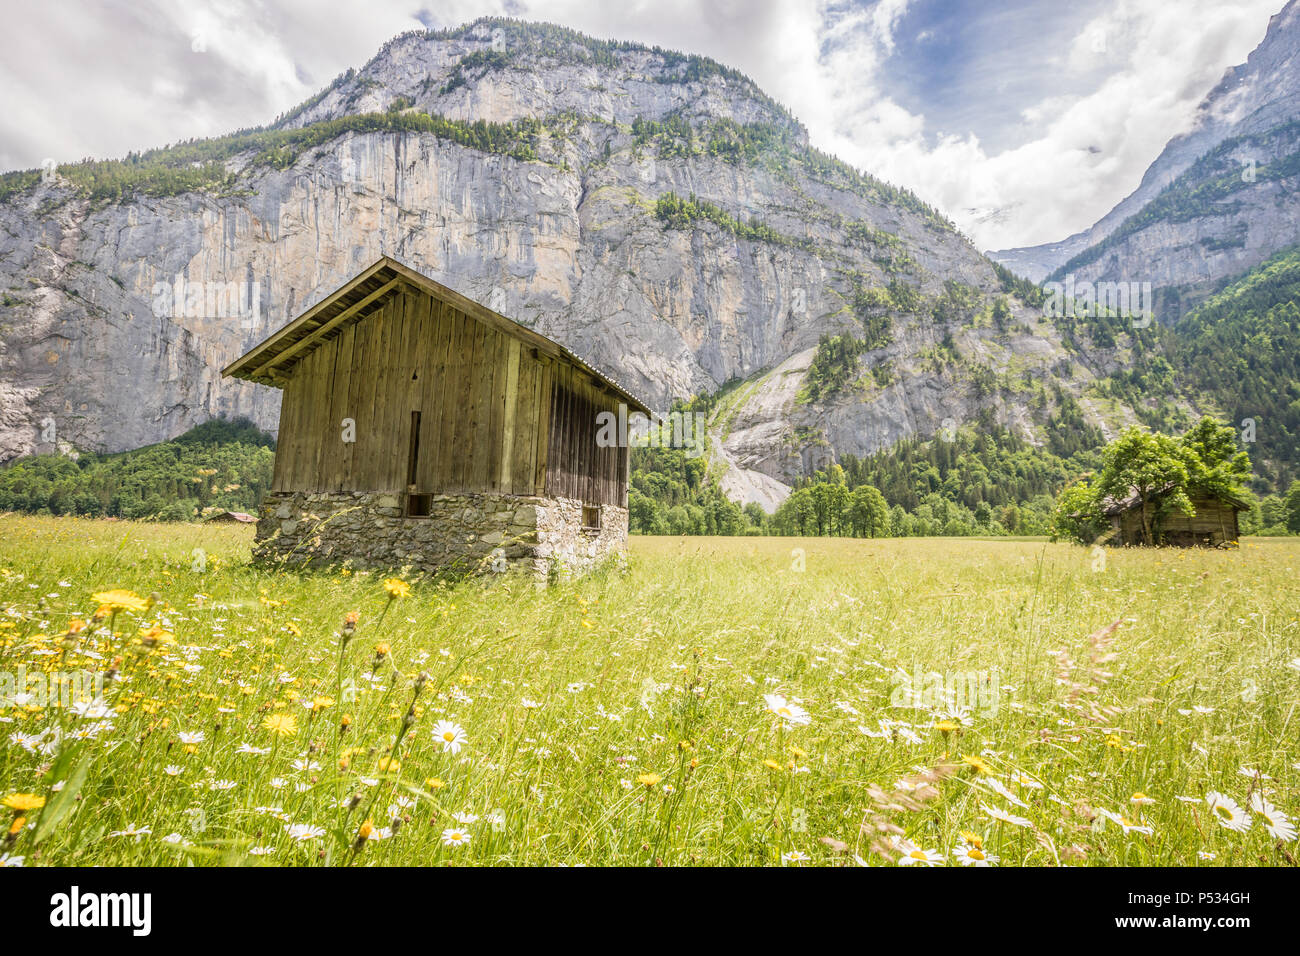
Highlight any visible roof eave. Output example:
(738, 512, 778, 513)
(221, 256, 654, 414)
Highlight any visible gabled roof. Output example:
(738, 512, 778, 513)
(221, 256, 651, 415)
(204, 510, 257, 523)
(1101, 483, 1251, 516)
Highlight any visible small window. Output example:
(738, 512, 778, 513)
(406, 411, 422, 487)
(582, 505, 601, 530)
(407, 493, 432, 518)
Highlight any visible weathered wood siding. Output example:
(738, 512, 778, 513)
(1112, 496, 1241, 546)
(271, 289, 553, 496)
(1158, 497, 1241, 545)
(543, 363, 629, 507)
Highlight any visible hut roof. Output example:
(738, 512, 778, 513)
(222, 256, 651, 415)
(204, 510, 257, 523)
(1100, 483, 1250, 516)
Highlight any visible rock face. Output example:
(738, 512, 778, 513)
(990, 0, 1300, 291)
(254, 490, 628, 577)
(0, 18, 1151, 509)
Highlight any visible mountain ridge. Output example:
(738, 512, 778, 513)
(0, 17, 1193, 509)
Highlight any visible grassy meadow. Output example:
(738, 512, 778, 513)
(1, 514, 1297, 867)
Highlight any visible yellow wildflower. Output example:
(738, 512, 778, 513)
(92, 589, 150, 613)
(3, 793, 45, 812)
(261, 713, 298, 737)
(961, 755, 994, 775)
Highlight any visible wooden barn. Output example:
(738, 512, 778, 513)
(1102, 486, 1248, 547)
(222, 256, 651, 575)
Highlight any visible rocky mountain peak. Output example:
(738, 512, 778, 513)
(274, 17, 807, 144)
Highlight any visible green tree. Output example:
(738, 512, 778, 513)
(1179, 416, 1251, 497)
(1096, 428, 1191, 545)
(847, 484, 889, 537)
(1000, 504, 1021, 534)
(777, 487, 815, 535)
(1285, 480, 1300, 533)
(1051, 476, 1104, 544)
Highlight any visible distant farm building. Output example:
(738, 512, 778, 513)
(204, 510, 257, 524)
(222, 257, 650, 575)
(1102, 487, 1248, 547)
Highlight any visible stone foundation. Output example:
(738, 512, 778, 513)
(253, 491, 628, 577)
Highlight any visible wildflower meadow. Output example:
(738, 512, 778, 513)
(1, 515, 1297, 867)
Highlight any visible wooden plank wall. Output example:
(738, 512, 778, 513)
(270, 288, 554, 497)
(1160, 498, 1240, 542)
(1114, 497, 1241, 544)
(543, 364, 629, 507)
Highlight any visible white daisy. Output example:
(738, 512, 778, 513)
(781, 850, 809, 865)
(1248, 794, 1296, 843)
(1008, 773, 1044, 790)
(954, 842, 999, 867)
(8, 731, 44, 753)
(1205, 792, 1252, 833)
(69, 699, 113, 720)
(983, 778, 1029, 809)
(1099, 810, 1154, 836)
(284, 823, 325, 841)
(108, 824, 151, 840)
(441, 828, 471, 847)
(897, 844, 945, 866)
(431, 720, 468, 754)
(981, 803, 1033, 828)
(763, 694, 811, 727)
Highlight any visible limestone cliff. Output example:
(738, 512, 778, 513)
(0, 19, 1148, 509)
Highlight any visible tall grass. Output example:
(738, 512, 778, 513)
(0, 516, 1296, 866)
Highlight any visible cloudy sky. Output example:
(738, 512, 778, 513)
(0, 0, 1284, 250)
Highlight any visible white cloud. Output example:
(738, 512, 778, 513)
(770, 0, 1282, 249)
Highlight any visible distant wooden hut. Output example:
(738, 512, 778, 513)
(222, 257, 651, 575)
(204, 510, 257, 524)
(1101, 486, 1248, 546)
